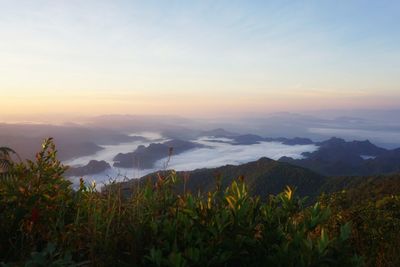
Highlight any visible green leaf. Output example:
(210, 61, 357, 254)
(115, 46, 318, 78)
(340, 222, 351, 241)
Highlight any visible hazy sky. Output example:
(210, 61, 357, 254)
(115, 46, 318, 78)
(1, 0, 399, 119)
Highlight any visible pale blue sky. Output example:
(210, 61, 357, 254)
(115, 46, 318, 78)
(0, 1, 399, 117)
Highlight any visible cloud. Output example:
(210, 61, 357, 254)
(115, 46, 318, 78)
(66, 134, 318, 188)
(155, 137, 317, 171)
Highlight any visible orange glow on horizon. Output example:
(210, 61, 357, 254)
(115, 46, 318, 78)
(2, 87, 400, 123)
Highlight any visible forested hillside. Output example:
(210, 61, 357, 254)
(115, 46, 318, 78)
(120, 157, 326, 201)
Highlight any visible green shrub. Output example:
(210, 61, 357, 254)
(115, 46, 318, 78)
(319, 190, 400, 267)
(0, 139, 73, 261)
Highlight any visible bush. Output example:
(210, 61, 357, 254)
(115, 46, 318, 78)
(0, 139, 73, 261)
(319, 190, 400, 267)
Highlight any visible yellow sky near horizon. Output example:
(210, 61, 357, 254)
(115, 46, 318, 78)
(2, 88, 399, 122)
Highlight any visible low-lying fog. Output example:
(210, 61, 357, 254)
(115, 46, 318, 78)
(65, 133, 318, 188)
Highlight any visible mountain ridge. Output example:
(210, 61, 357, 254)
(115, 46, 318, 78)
(119, 157, 327, 201)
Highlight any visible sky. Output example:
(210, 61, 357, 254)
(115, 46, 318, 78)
(1, 0, 399, 120)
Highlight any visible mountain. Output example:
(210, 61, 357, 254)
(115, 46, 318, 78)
(200, 130, 314, 146)
(117, 155, 400, 206)
(232, 134, 265, 145)
(264, 137, 314, 145)
(0, 123, 148, 161)
(317, 137, 387, 155)
(113, 139, 205, 169)
(66, 160, 111, 177)
(364, 148, 400, 174)
(320, 173, 400, 198)
(120, 157, 327, 200)
(279, 137, 391, 176)
(0, 135, 103, 161)
(200, 128, 239, 138)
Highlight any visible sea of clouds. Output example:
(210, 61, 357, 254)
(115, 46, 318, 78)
(65, 133, 318, 188)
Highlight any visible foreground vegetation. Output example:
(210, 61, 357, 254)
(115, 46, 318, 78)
(0, 139, 399, 266)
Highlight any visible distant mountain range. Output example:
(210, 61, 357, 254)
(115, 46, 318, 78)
(200, 129, 314, 145)
(193, 131, 400, 177)
(2, 121, 400, 179)
(0, 123, 148, 161)
(110, 135, 314, 170)
(280, 137, 400, 176)
(66, 132, 400, 178)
